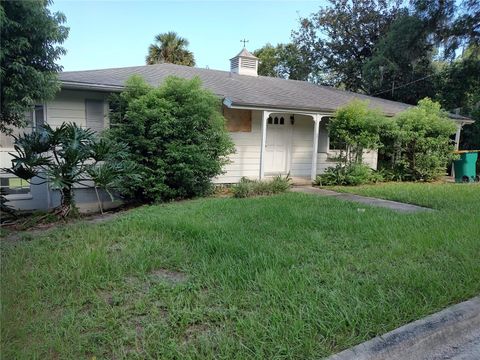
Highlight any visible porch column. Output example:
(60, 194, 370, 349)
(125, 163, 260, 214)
(311, 115, 321, 181)
(259, 111, 270, 180)
(452, 122, 463, 178)
(454, 123, 462, 151)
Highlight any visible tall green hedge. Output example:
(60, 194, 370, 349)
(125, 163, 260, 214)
(108, 76, 234, 202)
(381, 98, 457, 181)
(323, 98, 457, 185)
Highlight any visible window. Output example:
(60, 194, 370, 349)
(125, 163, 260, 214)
(0, 105, 44, 148)
(85, 99, 105, 133)
(0, 176, 30, 195)
(268, 116, 285, 126)
(33, 105, 45, 131)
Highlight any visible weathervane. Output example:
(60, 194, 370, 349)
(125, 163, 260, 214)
(240, 38, 249, 48)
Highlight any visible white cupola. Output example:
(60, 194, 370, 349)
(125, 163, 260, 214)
(230, 48, 259, 76)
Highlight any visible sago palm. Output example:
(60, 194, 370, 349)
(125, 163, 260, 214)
(5, 123, 138, 217)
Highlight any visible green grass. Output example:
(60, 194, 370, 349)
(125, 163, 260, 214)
(1, 183, 480, 359)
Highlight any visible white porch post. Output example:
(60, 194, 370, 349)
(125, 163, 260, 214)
(311, 115, 321, 181)
(259, 111, 270, 180)
(452, 122, 463, 178)
(454, 123, 462, 151)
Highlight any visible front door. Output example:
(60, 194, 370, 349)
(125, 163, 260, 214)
(265, 115, 289, 174)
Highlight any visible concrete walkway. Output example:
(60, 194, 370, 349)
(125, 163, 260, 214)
(326, 296, 480, 360)
(291, 186, 433, 213)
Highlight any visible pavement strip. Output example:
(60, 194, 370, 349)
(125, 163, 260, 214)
(325, 296, 480, 360)
(291, 186, 434, 213)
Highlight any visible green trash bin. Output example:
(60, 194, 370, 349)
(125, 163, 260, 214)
(453, 150, 479, 183)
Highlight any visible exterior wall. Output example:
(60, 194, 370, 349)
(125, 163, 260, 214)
(214, 110, 263, 183)
(46, 89, 109, 129)
(0, 89, 114, 212)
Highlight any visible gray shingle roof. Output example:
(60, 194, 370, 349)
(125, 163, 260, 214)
(231, 48, 258, 59)
(59, 63, 419, 116)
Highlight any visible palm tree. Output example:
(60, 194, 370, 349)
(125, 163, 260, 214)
(146, 32, 196, 66)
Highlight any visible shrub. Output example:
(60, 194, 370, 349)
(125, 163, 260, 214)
(232, 176, 291, 198)
(380, 98, 457, 181)
(329, 100, 391, 164)
(108, 76, 235, 202)
(315, 163, 384, 186)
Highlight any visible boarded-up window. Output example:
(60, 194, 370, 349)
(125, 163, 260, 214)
(223, 107, 252, 132)
(86, 99, 104, 133)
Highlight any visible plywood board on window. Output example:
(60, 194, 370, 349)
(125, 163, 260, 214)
(223, 107, 252, 132)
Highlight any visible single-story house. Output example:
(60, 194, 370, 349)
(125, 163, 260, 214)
(0, 48, 474, 211)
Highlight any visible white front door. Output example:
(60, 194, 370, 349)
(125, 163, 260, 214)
(265, 115, 290, 174)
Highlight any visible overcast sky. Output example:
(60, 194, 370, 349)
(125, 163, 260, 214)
(50, 0, 325, 72)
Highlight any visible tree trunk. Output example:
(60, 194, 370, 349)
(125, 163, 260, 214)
(59, 186, 77, 218)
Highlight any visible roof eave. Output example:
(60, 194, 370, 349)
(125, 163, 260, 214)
(226, 100, 398, 117)
(61, 81, 124, 92)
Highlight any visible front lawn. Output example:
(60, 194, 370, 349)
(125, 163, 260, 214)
(1, 183, 479, 359)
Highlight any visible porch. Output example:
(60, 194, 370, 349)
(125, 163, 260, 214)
(217, 106, 379, 184)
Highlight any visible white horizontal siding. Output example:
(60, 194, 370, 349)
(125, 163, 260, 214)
(213, 110, 263, 183)
(289, 115, 314, 177)
(46, 90, 108, 129)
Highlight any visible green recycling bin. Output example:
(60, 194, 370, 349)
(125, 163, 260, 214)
(453, 150, 479, 183)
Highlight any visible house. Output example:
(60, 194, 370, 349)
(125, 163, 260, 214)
(0, 48, 474, 211)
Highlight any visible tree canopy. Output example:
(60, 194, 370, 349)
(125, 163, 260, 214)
(362, 11, 437, 104)
(292, 0, 402, 91)
(0, 0, 69, 134)
(145, 31, 195, 66)
(287, 0, 479, 153)
(253, 43, 311, 81)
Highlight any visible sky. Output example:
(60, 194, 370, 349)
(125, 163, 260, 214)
(50, 1, 325, 72)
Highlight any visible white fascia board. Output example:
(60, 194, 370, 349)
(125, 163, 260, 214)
(453, 118, 475, 125)
(223, 100, 333, 117)
(61, 81, 124, 92)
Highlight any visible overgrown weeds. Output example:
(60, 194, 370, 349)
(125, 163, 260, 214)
(315, 163, 384, 186)
(232, 175, 291, 198)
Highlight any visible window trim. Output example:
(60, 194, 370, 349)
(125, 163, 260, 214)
(0, 175, 32, 196)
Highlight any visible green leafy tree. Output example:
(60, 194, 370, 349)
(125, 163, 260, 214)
(293, 0, 402, 90)
(411, 0, 479, 58)
(145, 31, 195, 66)
(362, 12, 437, 104)
(381, 98, 457, 181)
(435, 47, 480, 152)
(254, 43, 311, 80)
(4, 123, 136, 217)
(329, 100, 391, 164)
(108, 75, 235, 202)
(253, 44, 278, 77)
(316, 100, 390, 186)
(0, 0, 69, 134)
